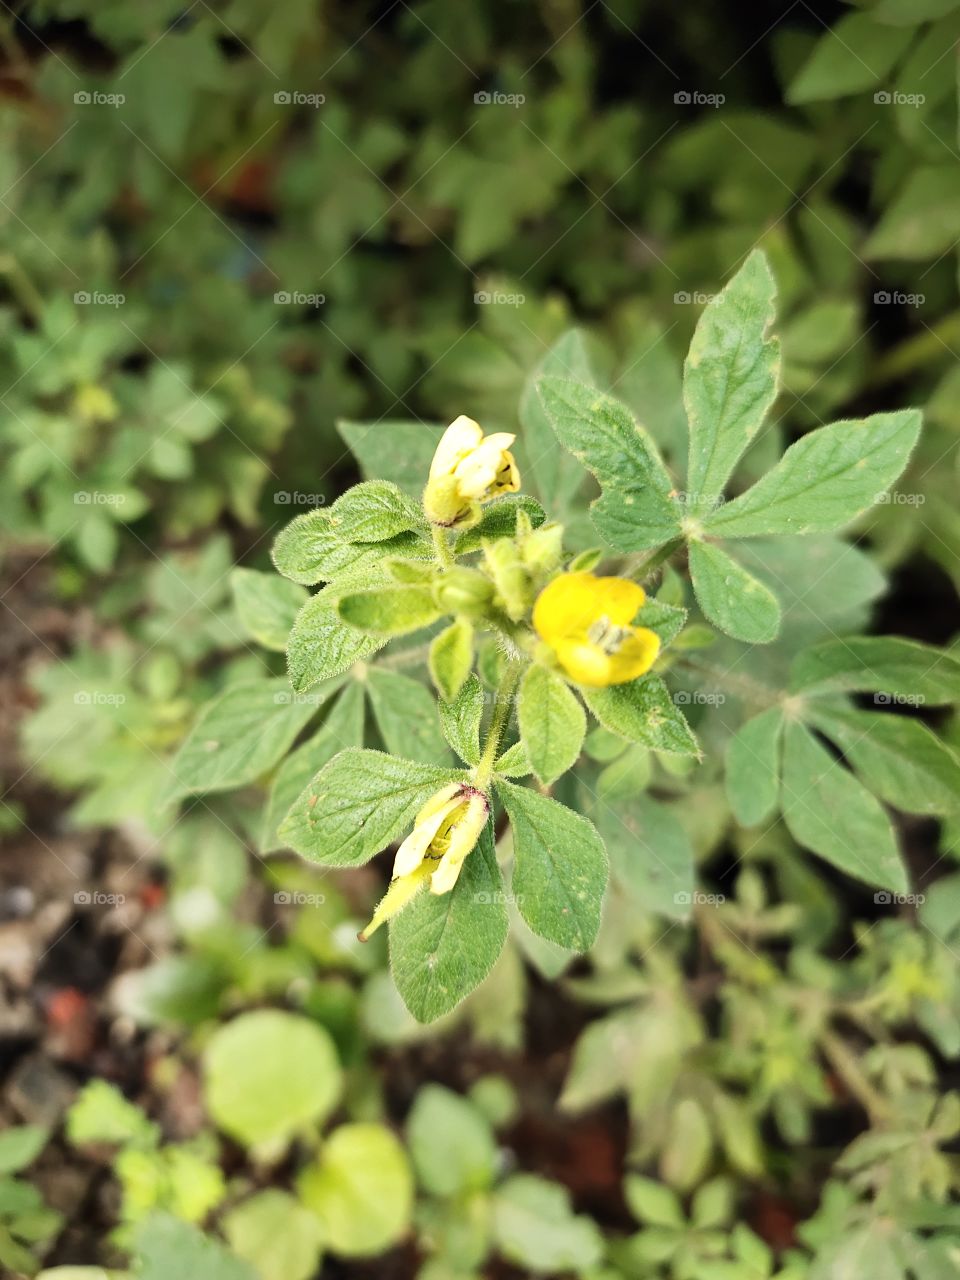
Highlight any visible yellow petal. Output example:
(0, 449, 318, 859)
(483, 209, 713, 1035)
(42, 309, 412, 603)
(607, 627, 661, 683)
(532, 572, 601, 643)
(430, 416, 483, 479)
(453, 435, 516, 499)
(553, 639, 614, 687)
(430, 792, 489, 895)
(591, 576, 646, 625)
(358, 862, 432, 941)
(394, 785, 464, 878)
(487, 451, 520, 498)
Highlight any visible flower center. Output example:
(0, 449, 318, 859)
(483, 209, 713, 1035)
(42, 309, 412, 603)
(587, 615, 633, 655)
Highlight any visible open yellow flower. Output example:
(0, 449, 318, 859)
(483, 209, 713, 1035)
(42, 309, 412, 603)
(533, 572, 660, 688)
(423, 415, 520, 527)
(358, 783, 489, 940)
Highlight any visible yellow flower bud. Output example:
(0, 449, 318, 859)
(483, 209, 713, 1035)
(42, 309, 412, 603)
(533, 572, 660, 688)
(358, 783, 490, 940)
(423, 415, 520, 527)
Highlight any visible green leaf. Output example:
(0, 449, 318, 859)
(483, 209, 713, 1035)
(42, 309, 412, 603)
(168, 678, 330, 798)
(518, 665, 586, 786)
(135, 1214, 258, 1280)
(781, 720, 907, 892)
(67, 1080, 158, 1148)
(688, 540, 781, 643)
(337, 419, 445, 497)
(390, 819, 508, 1022)
(203, 1010, 342, 1151)
(726, 708, 783, 827)
(584, 677, 701, 757)
(536, 377, 682, 551)
(406, 1085, 498, 1197)
(808, 702, 960, 816)
(684, 250, 780, 506)
(637, 598, 688, 648)
(279, 749, 459, 867)
(786, 13, 914, 103)
(296, 1124, 412, 1257)
(494, 739, 532, 778)
(326, 480, 424, 542)
(0, 1127, 48, 1175)
(790, 636, 960, 704)
(591, 792, 694, 919)
(272, 505, 427, 587)
(287, 592, 385, 692)
(430, 618, 474, 702)
(624, 1175, 685, 1227)
(704, 411, 922, 538)
(453, 495, 546, 555)
(865, 165, 960, 260)
(519, 329, 595, 509)
(366, 667, 450, 764)
(230, 568, 308, 651)
(223, 1191, 323, 1280)
(497, 780, 608, 951)
(337, 584, 441, 635)
(261, 682, 365, 852)
(439, 673, 485, 766)
(493, 1174, 604, 1273)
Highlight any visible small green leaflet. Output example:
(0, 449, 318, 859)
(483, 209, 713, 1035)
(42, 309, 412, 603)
(438, 673, 484, 766)
(725, 707, 783, 827)
(453, 495, 546, 555)
(684, 250, 780, 508)
(337, 584, 441, 635)
(536, 377, 682, 551)
(230, 568, 307, 652)
(279, 749, 460, 866)
(497, 780, 608, 951)
(429, 618, 474, 702)
(688, 539, 781, 643)
(167, 677, 335, 799)
(389, 819, 508, 1022)
(272, 507, 427, 586)
(636, 598, 688, 648)
(366, 667, 450, 764)
(704, 411, 922, 539)
(790, 635, 960, 704)
(781, 720, 907, 893)
(519, 329, 594, 511)
(787, 13, 914, 104)
(807, 701, 960, 817)
(518, 665, 586, 786)
(287, 591, 385, 692)
(327, 480, 425, 542)
(583, 676, 700, 758)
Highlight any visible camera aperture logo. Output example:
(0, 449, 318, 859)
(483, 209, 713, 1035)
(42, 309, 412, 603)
(473, 90, 525, 107)
(274, 90, 325, 108)
(274, 290, 325, 307)
(74, 90, 125, 108)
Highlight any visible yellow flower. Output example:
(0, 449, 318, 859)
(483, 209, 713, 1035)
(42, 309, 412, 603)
(423, 415, 520, 527)
(533, 572, 660, 688)
(358, 783, 489, 940)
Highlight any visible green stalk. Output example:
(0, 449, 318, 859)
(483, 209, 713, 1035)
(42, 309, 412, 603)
(475, 661, 522, 788)
(432, 524, 453, 569)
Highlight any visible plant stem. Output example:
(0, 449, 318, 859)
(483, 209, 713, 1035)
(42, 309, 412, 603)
(625, 538, 682, 583)
(819, 1028, 891, 1125)
(475, 661, 522, 788)
(432, 525, 453, 569)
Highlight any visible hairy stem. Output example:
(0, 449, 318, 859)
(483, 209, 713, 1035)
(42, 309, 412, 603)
(475, 661, 522, 787)
(432, 525, 453, 569)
